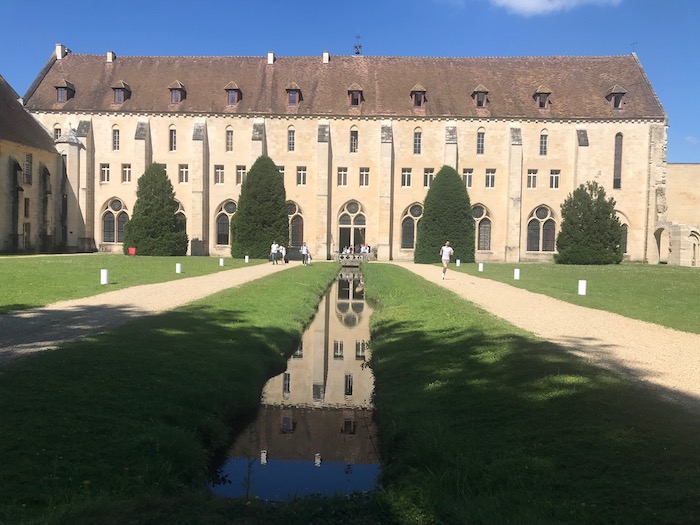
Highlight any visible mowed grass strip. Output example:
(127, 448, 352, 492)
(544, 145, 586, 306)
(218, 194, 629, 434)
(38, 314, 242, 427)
(0, 263, 340, 524)
(0, 254, 265, 314)
(363, 263, 700, 525)
(453, 262, 700, 334)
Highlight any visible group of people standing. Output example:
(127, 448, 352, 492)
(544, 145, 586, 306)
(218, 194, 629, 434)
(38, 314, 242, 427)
(270, 241, 312, 266)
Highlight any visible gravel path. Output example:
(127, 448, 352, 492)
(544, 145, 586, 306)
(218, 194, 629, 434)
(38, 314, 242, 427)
(2, 260, 699, 414)
(391, 262, 700, 414)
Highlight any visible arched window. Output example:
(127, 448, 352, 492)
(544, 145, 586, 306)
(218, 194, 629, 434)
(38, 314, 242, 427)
(338, 201, 366, 253)
(287, 201, 304, 246)
(527, 206, 556, 252)
(215, 200, 237, 245)
(539, 129, 548, 156)
(401, 204, 423, 249)
(102, 199, 129, 243)
(620, 224, 628, 254)
(613, 133, 623, 189)
(473, 205, 491, 251)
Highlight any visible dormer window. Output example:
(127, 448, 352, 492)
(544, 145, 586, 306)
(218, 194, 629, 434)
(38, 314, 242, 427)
(54, 80, 75, 102)
(224, 81, 241, 106)
(411, 84, 427, 107)
(168, 81, 186, 104)
(534, 85, 552, 109)
(111, 81, 131, 104)
(472, 84, 489, 108)
(607, 85, 626, 109)
(348, 83, 363, 106)
(286, 82, 301, 106)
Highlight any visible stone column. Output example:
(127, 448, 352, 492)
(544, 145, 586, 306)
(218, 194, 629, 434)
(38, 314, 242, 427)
(190, 120, 209, 255)
(505, 127, 523, 262)
(377, 122, 394, 261)
(75, 120, 95, 252)
(444, 125, 457, 169)
(316, 121, 331, 259)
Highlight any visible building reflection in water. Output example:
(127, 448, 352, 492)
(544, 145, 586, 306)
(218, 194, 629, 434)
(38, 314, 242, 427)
(212, 270, 379, 501)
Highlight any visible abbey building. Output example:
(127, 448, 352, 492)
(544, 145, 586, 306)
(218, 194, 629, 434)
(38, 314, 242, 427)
(2, 44, 698, 265)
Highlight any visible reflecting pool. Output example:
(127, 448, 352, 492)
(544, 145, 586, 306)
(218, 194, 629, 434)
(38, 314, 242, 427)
(212, 271, 379, 501)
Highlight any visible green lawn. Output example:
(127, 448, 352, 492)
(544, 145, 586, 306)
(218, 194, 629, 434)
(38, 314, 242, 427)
(0, 254, 264, 314)
(453, 261, 700, 333)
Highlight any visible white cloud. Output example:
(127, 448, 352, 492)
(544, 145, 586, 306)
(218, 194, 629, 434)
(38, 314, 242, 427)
(685, 136, 699, 145)
(489, 0, 622, 16)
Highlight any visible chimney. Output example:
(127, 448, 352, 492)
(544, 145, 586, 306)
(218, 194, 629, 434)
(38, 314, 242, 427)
(106, 51, 117, 63)
(322, 51, 330, 64)
(267, 51, 275, 65)
(55, 43, 67, 60)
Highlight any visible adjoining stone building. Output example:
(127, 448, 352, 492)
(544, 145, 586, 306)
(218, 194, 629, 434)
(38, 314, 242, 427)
(0, 75, 63, 253)
(11, 43, 698, 265)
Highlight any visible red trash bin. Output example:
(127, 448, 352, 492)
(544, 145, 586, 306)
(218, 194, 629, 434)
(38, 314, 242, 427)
(128, 247, 136, 256)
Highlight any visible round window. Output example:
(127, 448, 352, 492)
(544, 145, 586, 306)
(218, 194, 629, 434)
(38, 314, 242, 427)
(287, 202, 298, 215)
(535, 206, 549, 220)
(410, 205, 423, 218)
(224, 201, 237, 214)
(110, 200, 122, 212)
(346, 201, 359, 214)
(473, 206, 484, 219)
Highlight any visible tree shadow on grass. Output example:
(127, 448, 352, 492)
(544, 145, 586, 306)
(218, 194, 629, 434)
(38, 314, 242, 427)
(369, 317, 700, 525)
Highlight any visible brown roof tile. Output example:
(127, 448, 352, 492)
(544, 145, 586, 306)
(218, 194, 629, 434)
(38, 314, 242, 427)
(24, 52, 666, 120)
(0, 75, 57, 153)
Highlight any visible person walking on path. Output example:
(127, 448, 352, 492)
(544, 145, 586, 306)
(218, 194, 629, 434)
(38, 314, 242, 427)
(440, 240, 454, 280)
(270, 241, 279, 265)
(300, 242, 310, 265)
(279, 245, 287, 264)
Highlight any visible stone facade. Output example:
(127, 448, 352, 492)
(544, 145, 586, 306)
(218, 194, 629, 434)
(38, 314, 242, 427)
(9, 45, 697, 265)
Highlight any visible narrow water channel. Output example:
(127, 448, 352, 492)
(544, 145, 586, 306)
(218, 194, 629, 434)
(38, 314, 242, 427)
(211, 270, 380, 501)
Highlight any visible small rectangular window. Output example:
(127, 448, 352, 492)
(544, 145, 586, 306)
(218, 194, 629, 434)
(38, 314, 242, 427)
(527, 169, 537, 189)
(355, 340, 367, 360)
(56, 87, 67, 102)
(296, 166, 307, 186)
(288, 90, 298, 106)
(401, 168, 412, 187)
(413, 92, 425, 107)
(24, 198, 30, 218)
(23, 153, 32, 184)
(537, 93, 548, 108)
(485, 169, 496, 188)
(236, 165, 247, 185)
(423, 168, 434, 188)
(359, 167, 369, 187)
(475, 92, 486, 107)
(178, 164, 189, 184)
(100, 163, 110, 183)
(350, 130, 358, 153)
(283, 372, 291, 394)
(170, 89, 182, 104)
(112, 129, 120, 151)
(226, 129, 234, 152)
(413, 131, 422, 154)
(113, 89, 124, 104)
(613, 93, 624, 109)
(344, 373, 353, 396)
(477, 131, 485, 155)
(350, 91, 361, 106)
(227, 90, 239, 106)
(214, 165, 225, 184)
(540, 134, 548, 156)
(121, 164, 131, 183)
(463, 168, 473, 188)
(54, 128, 62, 140)
(337, 167, 348, 187)
(169, 129, 177, 151)
(333, 340, 344, 359)
(550, 169, 560, 189)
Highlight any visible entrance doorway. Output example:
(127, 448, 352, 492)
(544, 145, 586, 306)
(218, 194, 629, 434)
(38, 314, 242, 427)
(338, 201, 366, 253)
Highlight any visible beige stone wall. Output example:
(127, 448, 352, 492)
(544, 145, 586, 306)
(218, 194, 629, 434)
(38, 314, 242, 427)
(661, 163, 700, 266)
(30, 110, 665, 262)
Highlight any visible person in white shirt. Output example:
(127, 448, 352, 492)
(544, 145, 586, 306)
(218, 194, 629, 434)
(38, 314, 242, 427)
(270, 241, 279, 265)
(300, 242, 309, 265)
(439, 241, 454, 280)
(279, 245, 287, 263)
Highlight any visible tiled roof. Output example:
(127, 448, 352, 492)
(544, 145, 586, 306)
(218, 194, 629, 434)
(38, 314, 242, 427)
(0, 75, 57, 153)
(23, 52, 666, 120)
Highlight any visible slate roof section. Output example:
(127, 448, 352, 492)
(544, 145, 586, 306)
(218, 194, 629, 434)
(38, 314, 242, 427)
(0, 75, 57, 153)
(23, 52, 666, 120)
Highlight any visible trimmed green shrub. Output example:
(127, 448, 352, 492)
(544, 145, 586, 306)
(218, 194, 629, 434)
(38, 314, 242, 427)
(230, 155, 288, 258)
(555, 181, 623, 264)
(415, 165, 475, 263)
(123, 163, 188, 256)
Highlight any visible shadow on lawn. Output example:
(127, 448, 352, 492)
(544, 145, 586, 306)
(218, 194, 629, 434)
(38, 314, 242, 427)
(369, 318, 700, 524)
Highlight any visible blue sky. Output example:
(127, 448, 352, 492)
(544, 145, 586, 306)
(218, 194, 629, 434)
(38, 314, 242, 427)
(1, 0, 698, 163)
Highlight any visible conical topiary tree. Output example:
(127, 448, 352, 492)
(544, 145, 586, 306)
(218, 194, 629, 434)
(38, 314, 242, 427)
(122, 163, 188, 256)
(555, 180, 623, 264)
(414, 165, 475, 263)
(230, 155, 288, 258)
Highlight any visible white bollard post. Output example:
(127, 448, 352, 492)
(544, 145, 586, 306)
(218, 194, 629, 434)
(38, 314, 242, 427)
(219, 258, 224, 267)
(514, 268, 520, 280)
(100, 269, 109, 285)
(578, 280, 587, 296)
(176, 263, 182, 274)
(244, 255, 249, 263)
(456, 259, 461, 267)
(478, 262, 484, 272)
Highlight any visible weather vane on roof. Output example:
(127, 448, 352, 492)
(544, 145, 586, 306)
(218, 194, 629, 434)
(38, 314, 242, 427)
(630, 41, 639, 52)
(354, 33, 362, 55)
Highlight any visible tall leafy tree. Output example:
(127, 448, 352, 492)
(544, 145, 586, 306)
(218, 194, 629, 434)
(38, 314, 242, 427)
(122, 163, 188, 256)
(230, 155, 288, 258)
(414, 165, 475, 263)
(555, 181, 623, 264)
